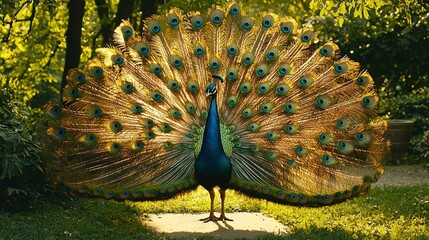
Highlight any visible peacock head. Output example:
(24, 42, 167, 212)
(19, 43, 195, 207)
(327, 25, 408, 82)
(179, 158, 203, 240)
(206, 83, 217, 97)
(206, 75, 224, 97)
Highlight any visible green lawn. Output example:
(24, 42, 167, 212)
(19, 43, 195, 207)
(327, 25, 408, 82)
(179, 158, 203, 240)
(1, 186, 428, 239)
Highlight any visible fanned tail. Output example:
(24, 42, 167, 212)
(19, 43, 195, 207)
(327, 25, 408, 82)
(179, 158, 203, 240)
(43, 2, 387, 205)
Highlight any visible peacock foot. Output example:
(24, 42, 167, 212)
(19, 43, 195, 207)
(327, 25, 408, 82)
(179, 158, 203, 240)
(200, 213, 218, 223)
(217, 213, 233, 223)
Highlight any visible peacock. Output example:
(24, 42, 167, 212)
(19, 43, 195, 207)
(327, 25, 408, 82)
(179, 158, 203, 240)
(43, 2, 387, 222)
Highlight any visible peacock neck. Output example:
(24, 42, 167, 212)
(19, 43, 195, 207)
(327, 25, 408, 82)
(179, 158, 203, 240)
(200, 94, 224, 156)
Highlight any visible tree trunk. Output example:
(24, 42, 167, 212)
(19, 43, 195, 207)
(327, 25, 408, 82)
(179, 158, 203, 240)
(61, 0, 85, 99)
(94, 0, 113, 46)
(138, 0, 158, 32)
(114, 0, 135, 28)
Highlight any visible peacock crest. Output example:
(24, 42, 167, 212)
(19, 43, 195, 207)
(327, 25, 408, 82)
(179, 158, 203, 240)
(44, 2, 387, 222)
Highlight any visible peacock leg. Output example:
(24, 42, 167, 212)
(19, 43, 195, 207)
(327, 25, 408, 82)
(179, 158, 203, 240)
(200, 188, 217, 222)
(218, 188, 233, 222)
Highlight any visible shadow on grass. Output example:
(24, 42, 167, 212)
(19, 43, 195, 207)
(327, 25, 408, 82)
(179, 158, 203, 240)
(0, 195, 159, 239)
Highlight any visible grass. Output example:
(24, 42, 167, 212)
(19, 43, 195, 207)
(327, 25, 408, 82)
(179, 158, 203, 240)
(1, 186, 428, 240)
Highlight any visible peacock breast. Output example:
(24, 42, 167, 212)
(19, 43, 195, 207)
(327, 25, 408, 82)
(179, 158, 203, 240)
(195, 153, 232, 189)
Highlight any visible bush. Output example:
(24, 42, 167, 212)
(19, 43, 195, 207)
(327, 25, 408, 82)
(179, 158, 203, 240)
(0, 88, 45, 212)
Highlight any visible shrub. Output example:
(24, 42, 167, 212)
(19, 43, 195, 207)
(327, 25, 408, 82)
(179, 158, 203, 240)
(0, 88, 45, 212)
(379, 87, 429, 163)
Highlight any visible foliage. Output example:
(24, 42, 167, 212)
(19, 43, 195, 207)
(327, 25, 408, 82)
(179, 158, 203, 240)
(0, 88, 45, 212)
(158, 0, 222, 13)
(0, 0, 68, 107)
(309, 0, 422, 26)
(1, 186, 428, 239)
(411, 131, 429, 163)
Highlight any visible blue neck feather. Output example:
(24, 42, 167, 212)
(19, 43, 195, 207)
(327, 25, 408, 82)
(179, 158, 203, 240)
(200, 94, 224, 156)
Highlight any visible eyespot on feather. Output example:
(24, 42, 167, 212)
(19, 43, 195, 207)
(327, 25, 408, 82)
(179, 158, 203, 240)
(226, 96, 238, 107)
(108, 142, 121, 154)
(280, 19, 297, 34)
(79, 133, 97, 147)
(262, 15, 274, 28)
(300, 29, 315, 43)
(88, 64, 103, 78)
(159, 123, 172, 132)
(132, 141, 144, 151)
(209, 57, 220, 71)
(47, 104, 62, 118)
(67, 69, 85, 84)
(276, 83, 290, 96)
(121, 82, 134, 93)
(111, 55, 124, 65)
(255, 64, 269, 77)
(141, 119, 154, 128)
(361, 95, 377, 109)
(88, 107, 103, 118)
(210, 9, 224, 25)
(318, 133, 333, 145)
(191, 15, 204, 30)
(295, 145, 308, 156)
(241, 16, 253, 31)
(147, 19, 161, 34)
(278, 63, 292, 76)
(129, 104, 143, 114)
(315, 96, 332, 110)
(187, 80, 199, 93)
(169, 108, 182, 119)
(134, 42, 150, 56)
(247, 123, 260, 132)
(226, 66, 238, 81)
(121, 25, 134, 39)
(167, 12, 180, 27)
(229, 3, 241, 15)
(265, 47, 279, 61)
(319, 42, 339, 57)
(259, 103, 273, 113)
(283, 102, 298, 114)
(257, 82, 271, 94)
(169, 55, 183, 68)
(284, 124, 299, 134)
(150, 91, 163, 102)
(47, 127, 67, 141)
(186, 102, 196, 114)
(194, 43, 205, 57)
(336, 117, 350, 130)
(355, 131, 372, 145)
(109, 121, 122, 133)
(226, 43, 239, 57)
(149, 63, 162, 75)
(240, 82, 252, 94)
(336, 141, 354, 154)
(241, 107, 253, 118)
(298, 76, 314, 88)
(356, 73, 372, 86)
(242, 52, 255, 66)
(334, 62, 349, 74)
